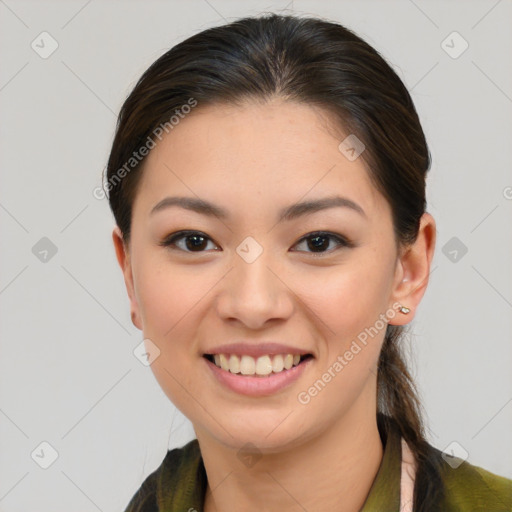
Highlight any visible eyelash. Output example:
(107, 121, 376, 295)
(159, 230, 354, 256)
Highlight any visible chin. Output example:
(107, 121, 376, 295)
(195, 407, 312, 454)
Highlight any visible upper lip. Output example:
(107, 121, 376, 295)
(204, 342, 313, 358)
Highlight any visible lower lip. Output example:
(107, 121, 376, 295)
(204, 357, 312, 397)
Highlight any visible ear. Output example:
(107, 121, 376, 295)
(112, 226, 142, 330)
(388, 212, 436, 325)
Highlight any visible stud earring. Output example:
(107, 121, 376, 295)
(399, 306, 411, 314)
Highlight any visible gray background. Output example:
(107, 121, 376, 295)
(1, 0, 511, 510)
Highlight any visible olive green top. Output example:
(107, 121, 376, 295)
(124, 416, 512, 511)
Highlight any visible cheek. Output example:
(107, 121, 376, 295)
(296, 253, 394, 343)
(292, 250, 395, 408)
(134, 251, 209, 337)
(131, 252, 213, 419)
(293, 265, 389, 425)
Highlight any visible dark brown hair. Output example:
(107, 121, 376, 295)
(106, 13, 444, 510)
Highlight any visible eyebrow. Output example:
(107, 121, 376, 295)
(150, 195, 366, 221)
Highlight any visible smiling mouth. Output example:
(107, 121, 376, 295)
(203, 353, 313, 377)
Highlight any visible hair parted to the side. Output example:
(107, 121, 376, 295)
(106, 13, 444, 510)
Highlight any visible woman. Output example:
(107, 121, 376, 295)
(105, 13, 512, 512)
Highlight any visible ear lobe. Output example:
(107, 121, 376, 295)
(112, 226, 142, 330)
(388, 213, 436, 325)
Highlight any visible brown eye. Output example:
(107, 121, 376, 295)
(160, 231, 219, 252)
(292, 231, 353, 254)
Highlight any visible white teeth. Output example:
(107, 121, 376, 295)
(255, 355, 273, 375)
(211, 353, 305, 375)
(272, 354, 284, 372)
(219, 354, 229, 371)
(229, 354, 240, 374)
(240, 355, 255, 375)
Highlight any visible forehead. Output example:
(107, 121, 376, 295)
(135, 99, 387, 220)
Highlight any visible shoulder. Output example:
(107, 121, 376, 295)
(123, 439, 201, 512)
(433, 446, 512, 511)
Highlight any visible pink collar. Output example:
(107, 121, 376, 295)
(400, 438, 417, 511)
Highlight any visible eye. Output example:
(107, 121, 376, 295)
(160, 230, 220, 253)
(160, 230, 353, 255)
(291, 231, 353, 255)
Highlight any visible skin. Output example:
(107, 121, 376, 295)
(113, 98, 436, 511)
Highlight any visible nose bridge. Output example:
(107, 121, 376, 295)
(216, 237, 293, 327)
(235, 246, 274, 293)
(233, 242, 278, 304)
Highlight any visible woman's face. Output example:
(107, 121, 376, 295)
(115, 99, 413, 452)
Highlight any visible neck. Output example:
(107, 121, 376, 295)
(197, 402, 384, 512)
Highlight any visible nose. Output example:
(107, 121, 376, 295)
(215, 248, 294, 330)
